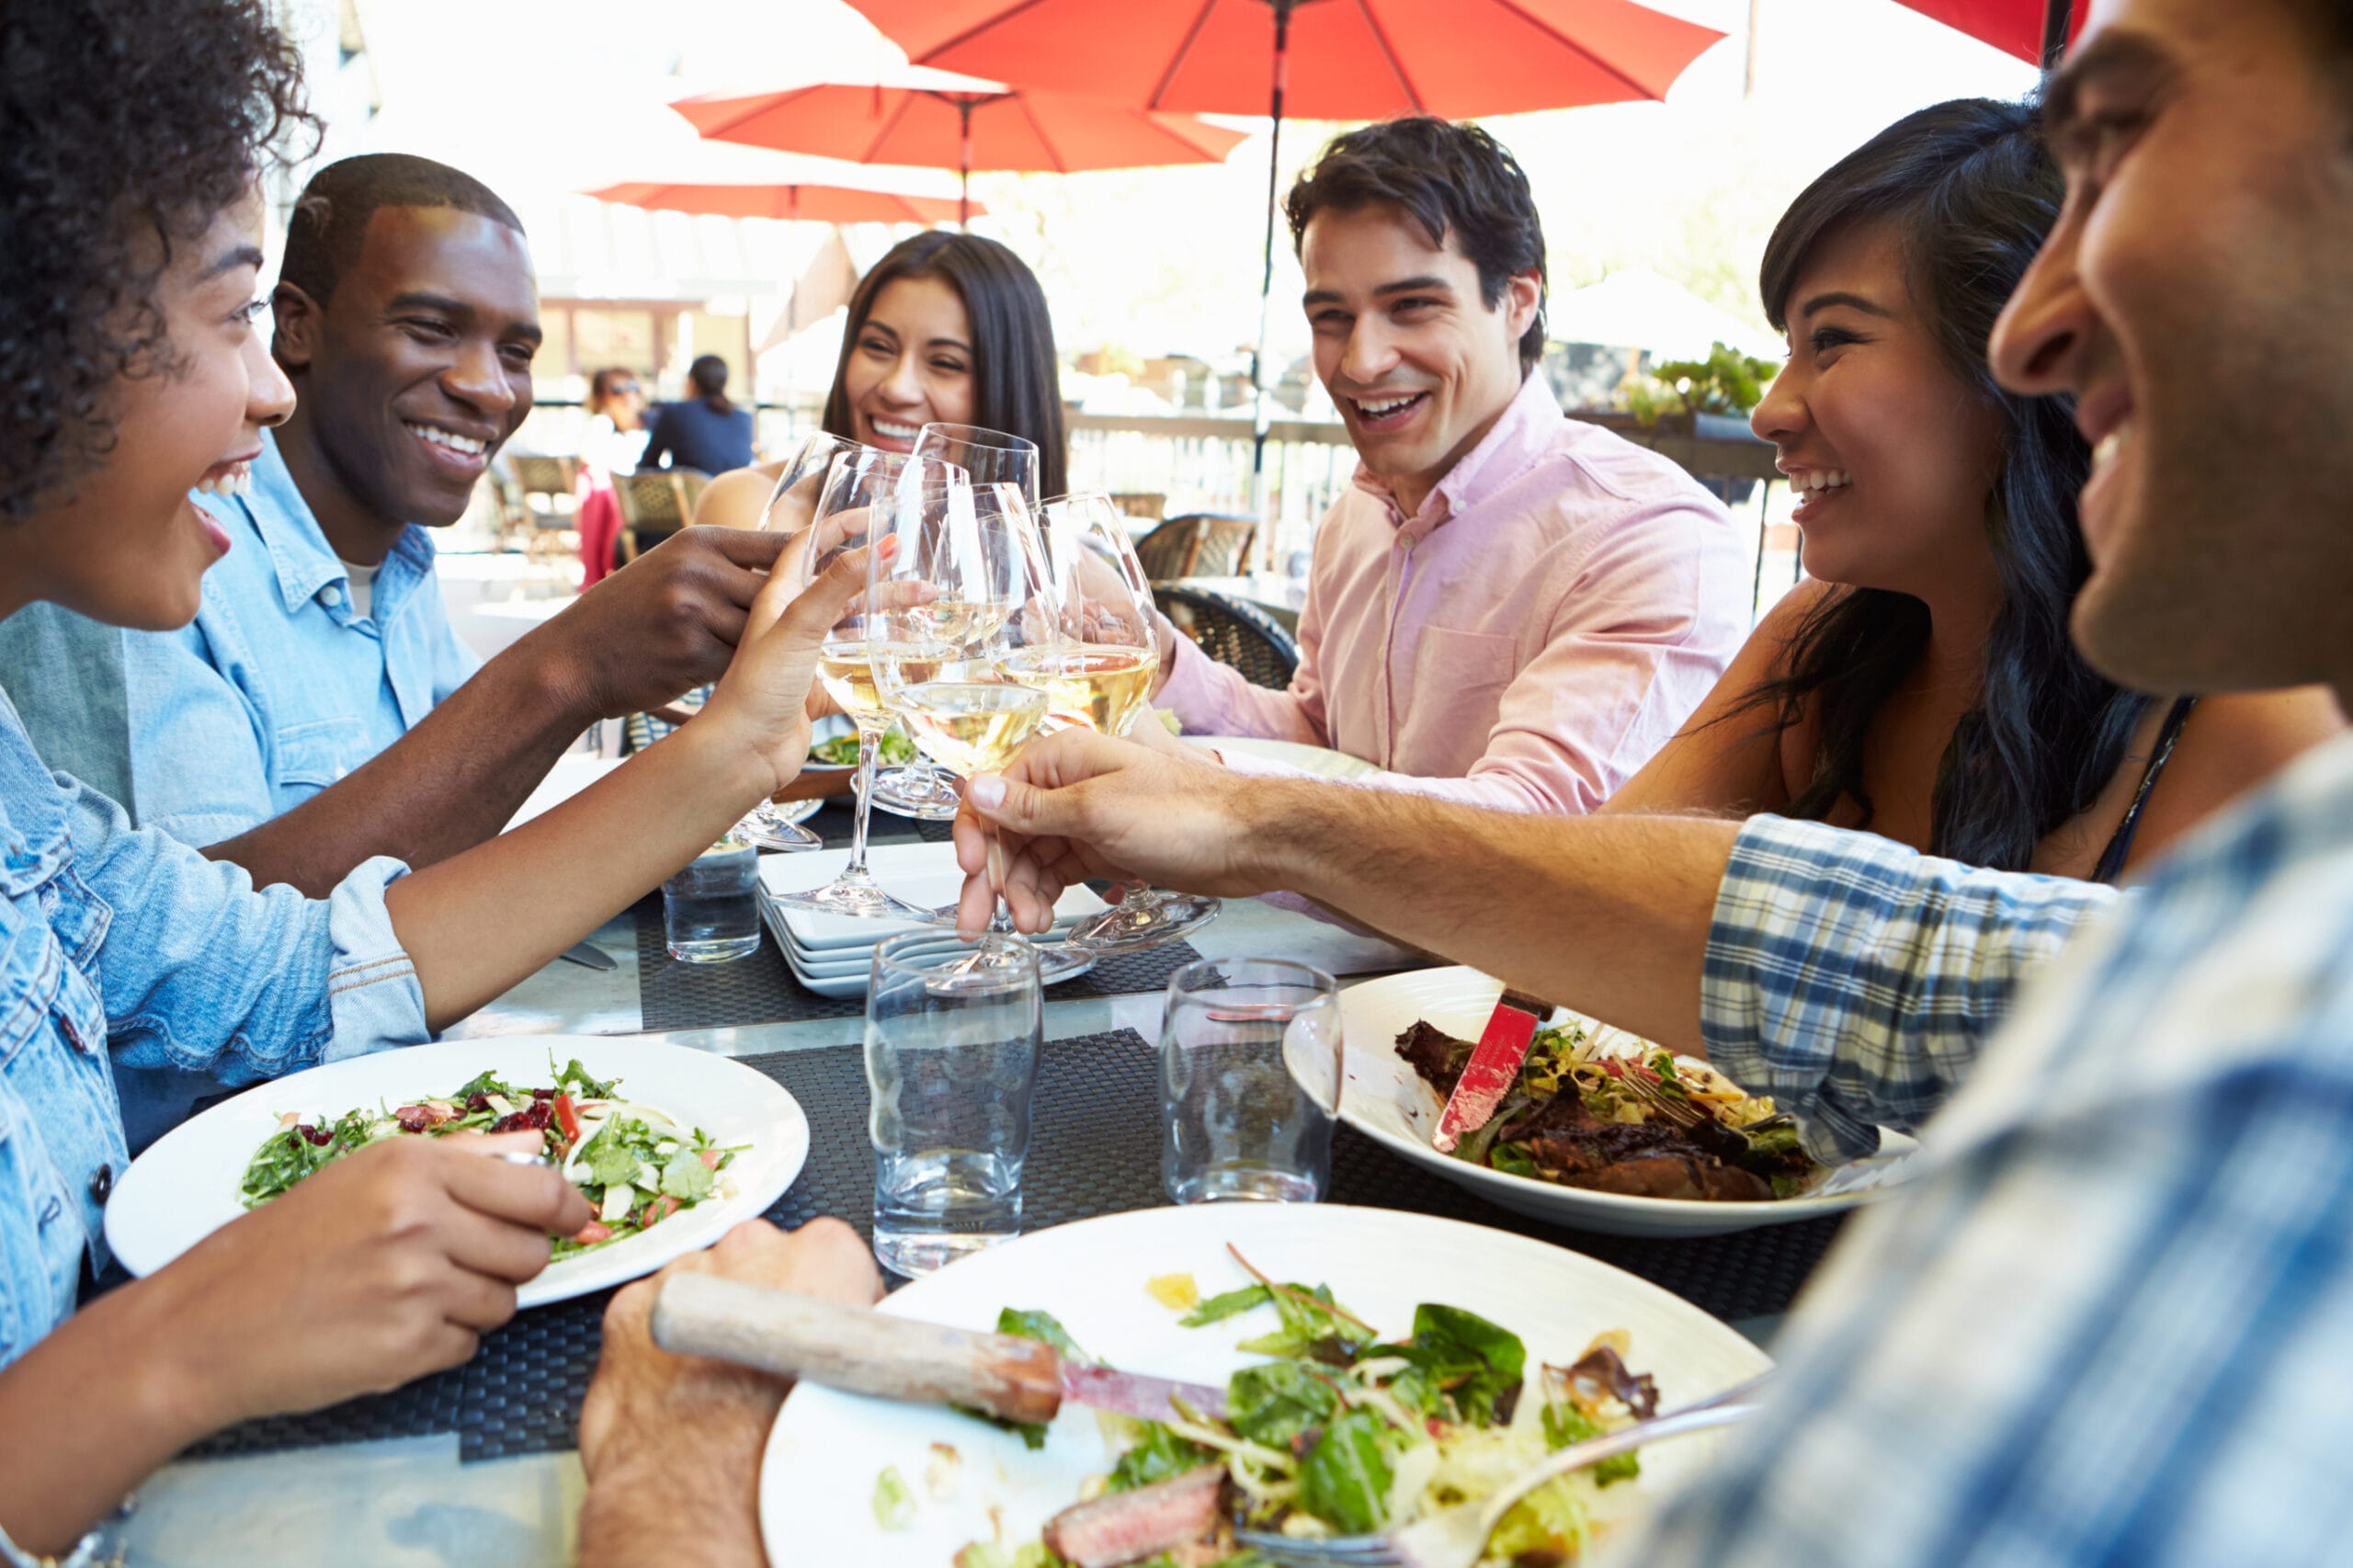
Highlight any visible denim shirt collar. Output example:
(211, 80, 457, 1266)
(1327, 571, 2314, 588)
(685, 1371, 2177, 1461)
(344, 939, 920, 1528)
(0, 690, 70, 896)
(226, 430, 438, 623)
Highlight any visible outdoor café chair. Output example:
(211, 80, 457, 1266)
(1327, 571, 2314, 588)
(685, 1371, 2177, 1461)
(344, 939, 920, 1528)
(1152, 583, 1299, 690)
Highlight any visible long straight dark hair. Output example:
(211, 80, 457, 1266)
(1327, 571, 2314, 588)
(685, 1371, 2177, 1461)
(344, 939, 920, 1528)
(1738, 97, 2153, 873)
(823, 232, 1068, 499)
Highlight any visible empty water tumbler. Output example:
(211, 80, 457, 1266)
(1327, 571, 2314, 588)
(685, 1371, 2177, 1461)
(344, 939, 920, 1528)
(1159, 958, 1341, 1204)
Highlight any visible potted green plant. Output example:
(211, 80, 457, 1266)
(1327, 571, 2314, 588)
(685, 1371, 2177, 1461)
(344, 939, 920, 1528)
(1619, 340, 1779, 503)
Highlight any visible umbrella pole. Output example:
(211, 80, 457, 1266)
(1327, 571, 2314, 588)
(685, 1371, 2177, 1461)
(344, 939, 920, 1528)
(2040, 0, 2071, 68)
(785, 186, 800, 438)
(1248, 0, 1295, 543)
(960, 98, 975, 231)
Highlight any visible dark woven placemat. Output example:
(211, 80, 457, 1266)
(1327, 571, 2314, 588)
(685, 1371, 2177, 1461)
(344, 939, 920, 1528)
(634, 894, 1202, 1029)
(181, 1029, 1842, 1465)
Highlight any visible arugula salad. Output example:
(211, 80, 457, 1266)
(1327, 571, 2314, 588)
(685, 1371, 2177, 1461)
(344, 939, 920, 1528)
(238, 1056, 746, 1258)
(949, 1250, 1658, 1568)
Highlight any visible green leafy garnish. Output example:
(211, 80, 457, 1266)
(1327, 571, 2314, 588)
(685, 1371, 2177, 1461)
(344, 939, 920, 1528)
(1225, 1361, 1339, 1448)
(1541, 1400, 1640, 1485)
(1296, 1408, 1393, 1535)
(1106, 1422, 1215, 1493)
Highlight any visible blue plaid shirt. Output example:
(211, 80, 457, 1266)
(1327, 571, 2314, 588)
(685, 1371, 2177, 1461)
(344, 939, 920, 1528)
(1613, 732, 2353, 1567)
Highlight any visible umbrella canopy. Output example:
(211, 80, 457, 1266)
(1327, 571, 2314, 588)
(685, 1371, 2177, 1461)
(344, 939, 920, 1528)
(847, 0, 1724, 118)
(585, 178, 976, 225)
(1895, 0, 2082, 65)
(848, 0, 1724, 506)
(675, 64, 1248, 224)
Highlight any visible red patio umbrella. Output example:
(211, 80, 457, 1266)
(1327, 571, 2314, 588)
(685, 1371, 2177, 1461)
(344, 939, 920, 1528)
(584, 179, 976, 225)
(1895, 0, 2082, 66)
(673, 66, 1248, 228)
(848, 0, 1725, 495)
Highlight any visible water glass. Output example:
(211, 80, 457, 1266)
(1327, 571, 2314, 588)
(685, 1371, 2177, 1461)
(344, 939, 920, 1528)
(1160, 959, 1341, 1204)
(662, 837, 760, 963)
(865, 931, 1044, 1276)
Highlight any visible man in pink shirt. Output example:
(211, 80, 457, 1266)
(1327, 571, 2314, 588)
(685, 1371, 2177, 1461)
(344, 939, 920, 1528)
(1152, 119, 1747, 812)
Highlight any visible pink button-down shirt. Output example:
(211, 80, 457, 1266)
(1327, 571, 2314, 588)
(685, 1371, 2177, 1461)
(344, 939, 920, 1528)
(1159, 372, 1747, 813)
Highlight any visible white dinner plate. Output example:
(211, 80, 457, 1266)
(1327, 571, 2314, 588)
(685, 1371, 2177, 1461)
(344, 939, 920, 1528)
(106, 1036, 810, 1308)
(757, 1204, 1768, 1565)
(760, 841, 1107, 951)
(1190, 734, 1380, 780)
(1337, 968, 1919, 1238)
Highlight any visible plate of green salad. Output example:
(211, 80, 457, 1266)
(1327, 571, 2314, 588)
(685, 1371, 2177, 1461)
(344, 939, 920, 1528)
(807, 714, 920, 773)
(104, 1037, 810, 1308)
(757, 1204, 1768, 1566)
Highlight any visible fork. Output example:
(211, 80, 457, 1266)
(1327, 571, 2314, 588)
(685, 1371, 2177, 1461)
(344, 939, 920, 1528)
(1234, 1372, 1768, 1568)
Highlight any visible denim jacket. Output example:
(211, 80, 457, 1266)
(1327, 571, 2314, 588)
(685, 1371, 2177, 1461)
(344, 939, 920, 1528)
(0, 688, 426, 1369)
(119, 428, 481, 846)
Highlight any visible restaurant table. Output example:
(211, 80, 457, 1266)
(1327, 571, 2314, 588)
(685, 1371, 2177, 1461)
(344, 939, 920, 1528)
(118, 796, 1843, 1564)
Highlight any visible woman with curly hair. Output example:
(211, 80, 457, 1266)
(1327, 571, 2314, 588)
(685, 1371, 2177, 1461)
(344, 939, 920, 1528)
(0, 3, 873, 1553)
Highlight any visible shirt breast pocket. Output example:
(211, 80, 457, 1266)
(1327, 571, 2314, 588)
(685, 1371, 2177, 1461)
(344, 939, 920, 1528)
(271, 716, 368, 792)
(1410, 625, 1517, 697)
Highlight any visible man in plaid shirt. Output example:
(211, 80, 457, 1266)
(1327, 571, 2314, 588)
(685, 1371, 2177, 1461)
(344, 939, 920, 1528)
(935, 1, 2353, 1561)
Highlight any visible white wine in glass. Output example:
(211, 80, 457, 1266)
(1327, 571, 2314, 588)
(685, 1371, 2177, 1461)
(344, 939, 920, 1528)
(998, 643, 1158, 736)
(893, 679, 1050, 778)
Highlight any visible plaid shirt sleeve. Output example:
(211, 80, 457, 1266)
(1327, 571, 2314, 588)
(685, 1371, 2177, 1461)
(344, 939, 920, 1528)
(1701, 816, 2118, 1162)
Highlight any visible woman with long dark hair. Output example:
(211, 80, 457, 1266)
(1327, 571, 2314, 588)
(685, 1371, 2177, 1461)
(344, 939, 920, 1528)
(1607, 98, 2339, 878)
(695, 231, 1068, 527)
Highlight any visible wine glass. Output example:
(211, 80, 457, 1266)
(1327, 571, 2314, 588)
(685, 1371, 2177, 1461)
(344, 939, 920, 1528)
(1022, 492, 1221, 954)
(869, 423, 1043, 822)
(768, 448, 961, 921)
(869, 478, 1091, 982)
(732, 430, 870, 852)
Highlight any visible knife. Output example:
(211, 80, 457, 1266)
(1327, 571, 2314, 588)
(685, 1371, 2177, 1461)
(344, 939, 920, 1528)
(652, 1274, 1228, 1424)
(1432, 987, 1549, 1152)
(557, 941, 617, 971)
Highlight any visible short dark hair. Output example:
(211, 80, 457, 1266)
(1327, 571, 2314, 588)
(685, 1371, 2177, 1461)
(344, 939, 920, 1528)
(1283, 118, 1548, 372)
(688, 353, 733, 413)
(822, 232, 1068, 499)
(278, 153, 524, 306)
(1, 0, 313, 520)
(1739, 97, 2151, 873)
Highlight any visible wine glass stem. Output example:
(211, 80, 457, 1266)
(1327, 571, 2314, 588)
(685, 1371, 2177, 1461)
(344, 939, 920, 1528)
(847, 720, 883, 878)
(986, 824, 1016, 937)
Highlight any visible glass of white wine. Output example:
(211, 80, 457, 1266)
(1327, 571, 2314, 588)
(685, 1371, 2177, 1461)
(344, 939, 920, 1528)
(769, 448, 961, 921)
(1021, 491, 1222, 955)
(870, 477, 1090, 982)
(731, 430, 871, 852)
(870, 423, 1043, 823)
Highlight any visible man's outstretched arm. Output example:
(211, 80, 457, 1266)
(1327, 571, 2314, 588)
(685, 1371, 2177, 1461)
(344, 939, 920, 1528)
(205, 528, 789, 895)
(953, 733, 2117, 1150)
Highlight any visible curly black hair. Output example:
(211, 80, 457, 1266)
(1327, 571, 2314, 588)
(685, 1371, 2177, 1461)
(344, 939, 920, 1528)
(0, 0, 313, 521)
(1284, 118, 1550, 372)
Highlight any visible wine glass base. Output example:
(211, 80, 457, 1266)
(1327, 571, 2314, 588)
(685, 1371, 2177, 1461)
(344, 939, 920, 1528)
(770, 875, 934, 922)
(734, 802, 824, 852)
(1061, 891, 1222, 957)
(869, 766, 963, 822)
(932, 939, 1093, 985)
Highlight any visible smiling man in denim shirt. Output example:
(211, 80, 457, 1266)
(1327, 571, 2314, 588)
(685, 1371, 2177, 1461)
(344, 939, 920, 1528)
(0, 153, 798, 905)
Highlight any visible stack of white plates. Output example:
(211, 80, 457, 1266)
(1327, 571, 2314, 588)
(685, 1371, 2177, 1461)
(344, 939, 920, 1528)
(757, 842, 1109, 997)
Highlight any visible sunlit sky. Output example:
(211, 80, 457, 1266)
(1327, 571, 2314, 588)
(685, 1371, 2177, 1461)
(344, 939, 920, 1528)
(288, 0, 2040, 375)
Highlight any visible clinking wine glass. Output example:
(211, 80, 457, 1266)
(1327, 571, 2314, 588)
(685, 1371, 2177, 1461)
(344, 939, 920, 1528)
(732, 430, 871, 852)
(869, 423, 1044, 823)
(1024, 491, 1221, 954)
(769, 448, 962, 921)
(869, 477, 1091, 983)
